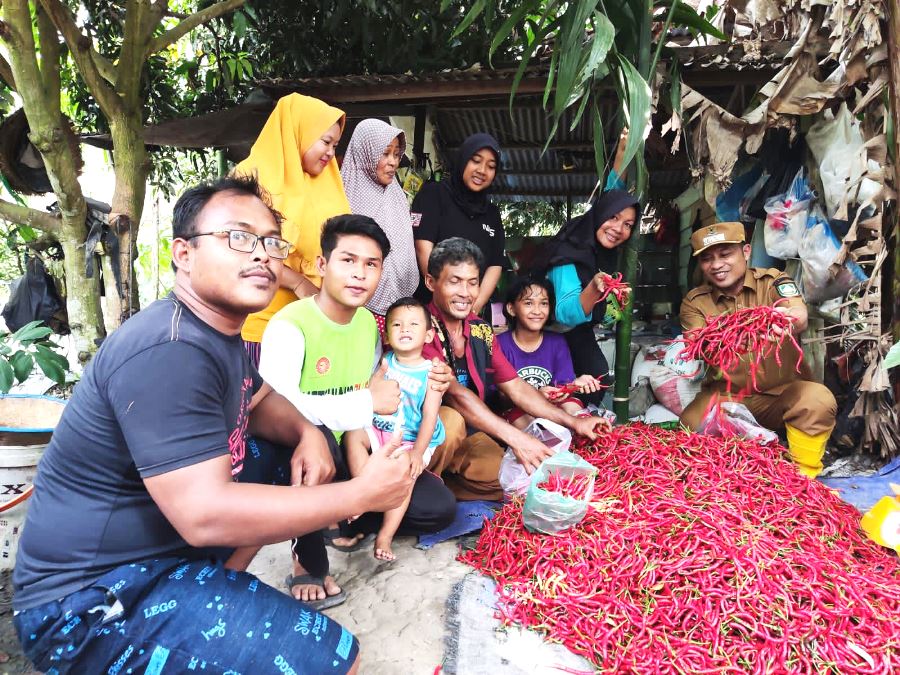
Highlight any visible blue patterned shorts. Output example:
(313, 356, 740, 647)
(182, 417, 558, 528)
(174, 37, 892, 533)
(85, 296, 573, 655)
(14, 556, 358, 674)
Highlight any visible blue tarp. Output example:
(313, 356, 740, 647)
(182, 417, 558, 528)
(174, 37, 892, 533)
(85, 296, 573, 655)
(818, 455, 900, 512)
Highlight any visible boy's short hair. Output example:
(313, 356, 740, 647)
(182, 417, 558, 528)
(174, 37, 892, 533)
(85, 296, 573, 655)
(320, 214, 391, 260)
(503, 274, 555, 328)
(385, 296, 431, 325)
(427, 237, 484, 278)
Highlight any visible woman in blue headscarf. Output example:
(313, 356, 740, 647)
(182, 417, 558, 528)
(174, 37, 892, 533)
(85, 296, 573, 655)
(411, 133, 505, 313)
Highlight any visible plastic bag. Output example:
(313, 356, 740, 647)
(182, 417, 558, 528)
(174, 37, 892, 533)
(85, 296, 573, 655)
(499, 418, 572, 496)
(523, 451, 597, 535)
(798, 207, 868, 304)
(763, 169, 811, 259)
(806, 103, 881, 218)
(664, 338, 705, 381)
(2, 257, 67, 334)
(697, 401, 778, 445)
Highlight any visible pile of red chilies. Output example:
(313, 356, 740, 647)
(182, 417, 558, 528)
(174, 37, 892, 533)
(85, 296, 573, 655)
(460, 424, 900, 673)
(600, 273, 629, 306)
(536, 471, 594, 501)
(677, 304, 803, 394)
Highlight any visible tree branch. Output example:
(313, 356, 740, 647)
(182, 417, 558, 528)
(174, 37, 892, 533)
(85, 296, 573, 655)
(37, 0, 121, 117)
(148, 0, 245, 55)
(36, 5, 61, 112)
(0, 52, 16, 90)
(0, 199, 61, 235)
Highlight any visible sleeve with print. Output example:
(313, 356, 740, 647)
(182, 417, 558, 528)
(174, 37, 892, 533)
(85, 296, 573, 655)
(410, 182, 442, 244)
(107, 342, 232, 478)
(770, 273, 805, 310)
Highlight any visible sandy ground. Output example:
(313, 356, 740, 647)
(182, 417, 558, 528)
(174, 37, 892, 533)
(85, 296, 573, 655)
(249, 538, 470, 674)
(0, 539, 470, 675)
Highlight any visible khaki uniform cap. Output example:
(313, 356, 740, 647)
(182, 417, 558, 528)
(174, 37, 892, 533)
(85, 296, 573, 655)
(691, 221, 746, 256)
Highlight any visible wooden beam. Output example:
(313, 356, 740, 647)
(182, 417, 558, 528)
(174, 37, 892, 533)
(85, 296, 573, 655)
(889, 0, 900, 340)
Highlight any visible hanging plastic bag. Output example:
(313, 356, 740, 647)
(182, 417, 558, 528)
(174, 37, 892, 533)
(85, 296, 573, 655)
(697, 401, 778, 445)
(798, 207, 868, 304)
(523, 451, 597, 535)
(2, 257, 67, 334)
(763, 169, 811, 259)
(499, 418, 572, 496)
(806, 103, 882, 218)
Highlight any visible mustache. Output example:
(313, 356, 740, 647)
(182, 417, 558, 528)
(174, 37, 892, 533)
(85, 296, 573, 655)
(239, 265, 276, 282)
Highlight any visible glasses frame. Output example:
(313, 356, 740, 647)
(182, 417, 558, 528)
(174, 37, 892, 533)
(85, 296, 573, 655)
(186, 229, 292, 260)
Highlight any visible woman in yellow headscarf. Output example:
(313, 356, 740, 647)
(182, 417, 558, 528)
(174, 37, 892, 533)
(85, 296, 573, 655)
(236, 93, 351, 355)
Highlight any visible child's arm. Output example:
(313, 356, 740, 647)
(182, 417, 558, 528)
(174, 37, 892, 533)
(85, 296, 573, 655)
(409, 385, 442, 479)
(343, 429, 372, 478)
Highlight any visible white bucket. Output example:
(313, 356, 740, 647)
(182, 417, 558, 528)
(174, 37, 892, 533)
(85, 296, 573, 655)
(0, 395, 65, 570)
(0, 444, 46, 570)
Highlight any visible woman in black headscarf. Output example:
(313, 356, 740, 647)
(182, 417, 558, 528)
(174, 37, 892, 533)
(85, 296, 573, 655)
(544, 188, 641, 404)
(411, 133, 504, 313)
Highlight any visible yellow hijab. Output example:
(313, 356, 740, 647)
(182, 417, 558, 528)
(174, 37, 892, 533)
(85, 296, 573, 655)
(236, 94, 351, 342)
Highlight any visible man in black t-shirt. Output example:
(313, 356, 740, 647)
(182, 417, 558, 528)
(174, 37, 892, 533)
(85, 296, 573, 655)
(12, 175, 412, 675)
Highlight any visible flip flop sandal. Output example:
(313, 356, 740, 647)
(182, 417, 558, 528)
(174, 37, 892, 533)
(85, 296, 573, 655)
(283, 574, 347, 611)
(323, 529, 376, 553)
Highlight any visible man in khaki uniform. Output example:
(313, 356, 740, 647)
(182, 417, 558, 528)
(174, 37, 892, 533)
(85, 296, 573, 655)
(679, 221, 837, 477)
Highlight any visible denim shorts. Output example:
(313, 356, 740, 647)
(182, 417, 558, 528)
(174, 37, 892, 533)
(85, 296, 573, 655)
(14, 556, 359, 674)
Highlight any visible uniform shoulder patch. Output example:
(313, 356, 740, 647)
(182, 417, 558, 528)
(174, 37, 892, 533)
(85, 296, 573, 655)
(775, 280, 800, 298)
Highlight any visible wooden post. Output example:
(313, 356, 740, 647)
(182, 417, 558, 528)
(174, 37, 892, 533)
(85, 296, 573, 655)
(889, 0, 900, 339)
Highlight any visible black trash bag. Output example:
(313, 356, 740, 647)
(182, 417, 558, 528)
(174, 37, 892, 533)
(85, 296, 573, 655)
(2, 257, 69, 334)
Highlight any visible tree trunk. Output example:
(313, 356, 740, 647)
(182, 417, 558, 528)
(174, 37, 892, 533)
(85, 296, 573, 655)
(106, 114, 151, 326)
(57, 218, 105, 362)
(2, 0, 105, 361)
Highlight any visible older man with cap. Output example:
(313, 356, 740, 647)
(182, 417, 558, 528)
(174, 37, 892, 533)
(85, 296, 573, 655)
(679, 221, 837, 477)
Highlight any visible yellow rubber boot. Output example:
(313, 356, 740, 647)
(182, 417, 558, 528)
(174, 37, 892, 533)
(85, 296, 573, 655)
(785, 425, 830, 478)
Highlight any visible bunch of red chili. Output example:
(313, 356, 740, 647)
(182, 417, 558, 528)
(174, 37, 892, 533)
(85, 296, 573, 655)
(599, 272, 629, 306)
(677, 304, 803, 394)
(536, 471, 594, 501)
(460, 424, 900, 673)
(545, 378, 609, 403)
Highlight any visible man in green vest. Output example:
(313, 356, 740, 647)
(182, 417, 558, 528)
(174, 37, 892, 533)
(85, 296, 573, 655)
(258, 214, 455, 608)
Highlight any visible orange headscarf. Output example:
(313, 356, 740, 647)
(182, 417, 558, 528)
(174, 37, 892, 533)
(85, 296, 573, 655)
(236, 93, 351, 342)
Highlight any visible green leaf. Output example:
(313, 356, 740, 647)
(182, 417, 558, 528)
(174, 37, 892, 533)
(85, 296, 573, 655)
(615, 54, 652, 172)
(592, 100, 606, 182)
(489, 1, 539, 59)
(440, 0, 453, 12)
(552, 0, 598, 120)
(0, 360, 13, 393)
(451, 0, 487, 38)
(543, 47, 558, 109)
(9, 351, 33, 383)
(17, 225, 36, 242)
(13, 321, 51, 343)
(574, 11, 614, 92)
(34, 344, 68, 370)
(662, 3, 728, 40)
(233, 10, 248, 38)
(569, 85, 592, 132)
(34, 348, 65, 386)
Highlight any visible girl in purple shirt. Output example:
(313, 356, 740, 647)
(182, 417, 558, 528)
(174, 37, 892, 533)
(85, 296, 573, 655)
(496, 276, 605, 427)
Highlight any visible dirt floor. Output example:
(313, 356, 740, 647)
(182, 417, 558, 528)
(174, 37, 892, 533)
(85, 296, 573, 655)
(0, 538, 469, 674)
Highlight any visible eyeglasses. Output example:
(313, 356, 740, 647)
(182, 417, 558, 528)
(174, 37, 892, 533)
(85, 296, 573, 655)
(186, 229, 292, 260)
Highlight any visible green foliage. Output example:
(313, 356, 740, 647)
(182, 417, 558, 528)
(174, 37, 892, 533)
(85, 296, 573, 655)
(500, 200, 588, 238)
(0, 321, 69, 392)
(458, 0, 727, 186)
(213, 0, 519, 81)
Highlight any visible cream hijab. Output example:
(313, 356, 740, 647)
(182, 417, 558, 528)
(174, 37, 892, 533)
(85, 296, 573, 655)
(341, 119, 418, 315)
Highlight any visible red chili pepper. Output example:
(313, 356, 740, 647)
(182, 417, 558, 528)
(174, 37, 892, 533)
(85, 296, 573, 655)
(459, 423, 900, 672)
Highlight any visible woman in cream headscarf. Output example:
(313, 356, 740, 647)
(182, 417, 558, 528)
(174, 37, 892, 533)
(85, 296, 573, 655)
(340, 118, 419, 333)
(236, 93, 351, 358)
